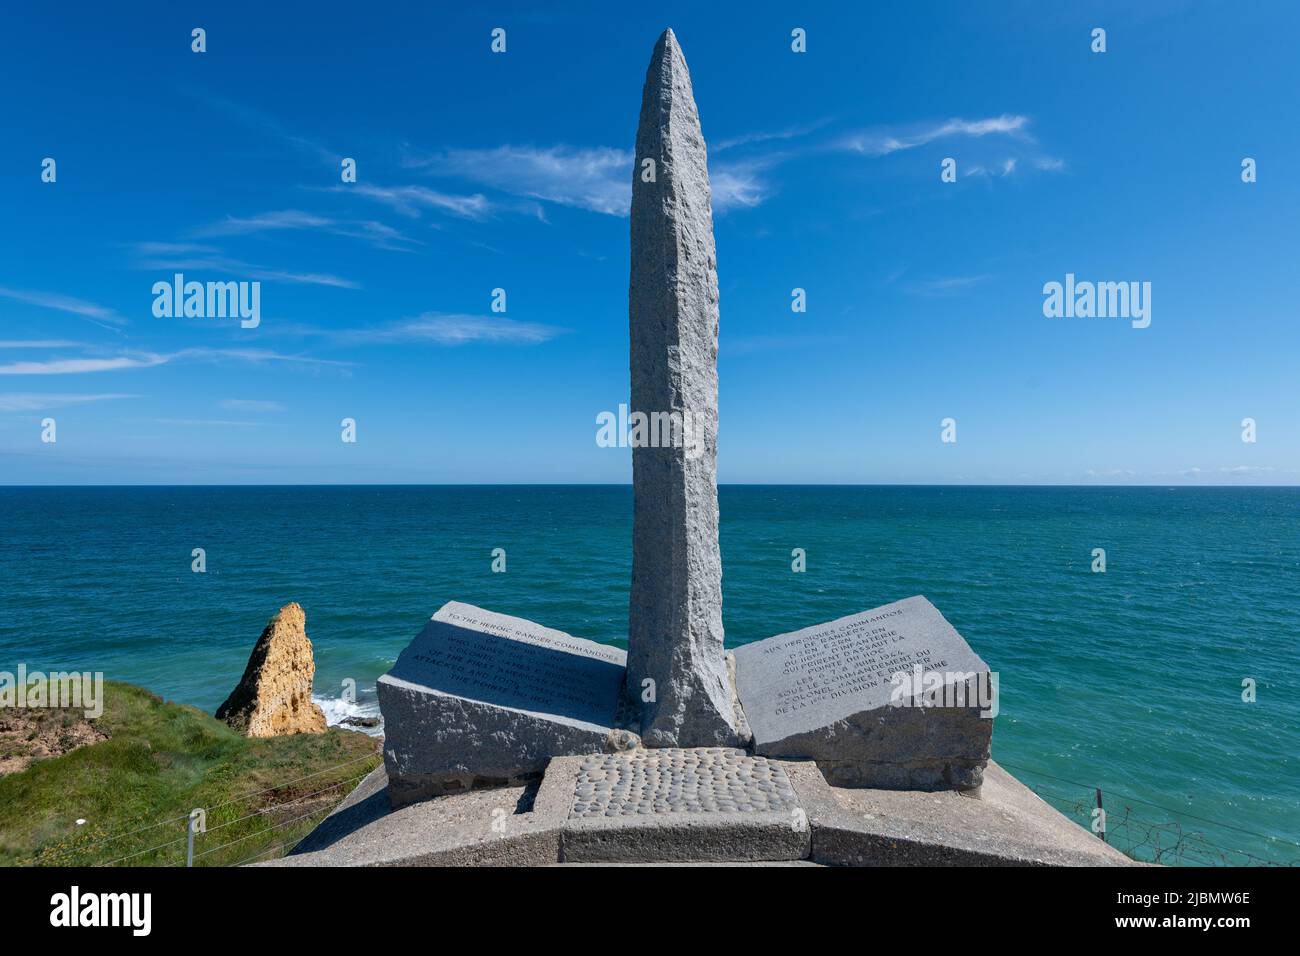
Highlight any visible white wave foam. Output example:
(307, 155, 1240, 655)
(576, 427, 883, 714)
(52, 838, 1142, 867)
(313, 693, 383, 736)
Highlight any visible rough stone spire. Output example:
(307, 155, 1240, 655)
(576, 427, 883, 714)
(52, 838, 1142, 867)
(626, 29, 743, 747)
(216, 602, 327, 738)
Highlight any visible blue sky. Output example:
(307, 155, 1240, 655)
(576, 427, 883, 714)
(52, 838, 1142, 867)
(2, 0, 1298, 484)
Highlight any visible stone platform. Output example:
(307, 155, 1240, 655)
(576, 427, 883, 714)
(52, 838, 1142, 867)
(260, 750, 1138, 867)
(561, 749, 809, 862)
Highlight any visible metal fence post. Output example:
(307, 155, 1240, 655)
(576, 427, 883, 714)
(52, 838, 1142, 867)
(187, 808, 206, 867)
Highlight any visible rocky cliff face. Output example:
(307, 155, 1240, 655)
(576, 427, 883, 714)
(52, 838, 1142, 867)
(0, 708, 107, 776)
(217, 602, 327, 737)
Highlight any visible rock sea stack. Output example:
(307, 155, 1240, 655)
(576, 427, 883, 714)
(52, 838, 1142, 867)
(217, 602, 327, 737)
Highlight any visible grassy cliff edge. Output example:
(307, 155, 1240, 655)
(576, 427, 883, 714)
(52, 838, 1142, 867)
(0, 681, 381, 867)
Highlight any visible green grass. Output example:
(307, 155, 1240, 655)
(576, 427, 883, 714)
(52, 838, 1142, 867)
(0, 681, 381, 867)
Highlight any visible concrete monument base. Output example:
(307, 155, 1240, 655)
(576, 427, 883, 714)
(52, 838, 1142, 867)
(262, 753, 1138, 867)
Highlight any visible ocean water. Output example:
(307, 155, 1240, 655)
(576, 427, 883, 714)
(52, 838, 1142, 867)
(1, 485, 1296, 865)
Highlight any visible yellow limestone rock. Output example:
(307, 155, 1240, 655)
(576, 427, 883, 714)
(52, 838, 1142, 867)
(217, 602, 327, 737)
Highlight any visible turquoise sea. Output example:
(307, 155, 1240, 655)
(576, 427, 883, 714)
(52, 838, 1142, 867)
(1, 485, 1296, 865)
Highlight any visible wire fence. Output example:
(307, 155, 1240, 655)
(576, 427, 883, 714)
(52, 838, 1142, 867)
(998, 760, 1300, 867)
(31, 749, 1295, 867)
(34, 751, 382, 868)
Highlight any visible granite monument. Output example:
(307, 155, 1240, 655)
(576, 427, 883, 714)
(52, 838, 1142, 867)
(626, 28, 745, 748)
(376, 30, 995, 815)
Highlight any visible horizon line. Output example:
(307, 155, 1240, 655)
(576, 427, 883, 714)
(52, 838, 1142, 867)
(2, 482, 1298, 490)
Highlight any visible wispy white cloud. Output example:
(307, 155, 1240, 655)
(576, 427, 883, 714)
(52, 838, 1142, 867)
(837, 116, 1065, 183)
(190, 90, 339, 166)
(187, 93, 494, 225)
(218, 398, 286, 413)
(197, 210, 332, 234)
(238, 266, 358, 289)
(405, 146, 632, 216)
(345, 185, 494, 220)
(154, 418, 285, 428)
(711, 164, 771, 211)
(965, 158, 1019, 178)
(0, 355, 169, 375)
(132, 241, 220, 256)
(194, 210, 420, 251)
(0, 347, 351, 375)
(713, 114, 1052, 204)
(714, 118, 835, 153)
(0, 286, 125, 330)
(0, 339, 88, 349)
(344, 313, 564, 346)
(176, 347, 352, 369)
(404, 144, 774, 215)
(840, 114, 1030, 156)
(906, 275, 994, 297)
(384, 113, 1052, 221)
(129, 244, 360, 289)
(1220, 465, 1276, 476)
(0, 393, 137, 412)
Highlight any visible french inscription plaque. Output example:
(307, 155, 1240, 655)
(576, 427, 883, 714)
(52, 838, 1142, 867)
(378, 602, 635, 807)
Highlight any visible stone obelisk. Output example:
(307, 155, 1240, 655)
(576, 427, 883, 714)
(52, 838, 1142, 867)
(627, 29, 743, 748)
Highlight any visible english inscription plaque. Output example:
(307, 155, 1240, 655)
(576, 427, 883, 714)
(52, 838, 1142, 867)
(732, 596, 994, 791)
